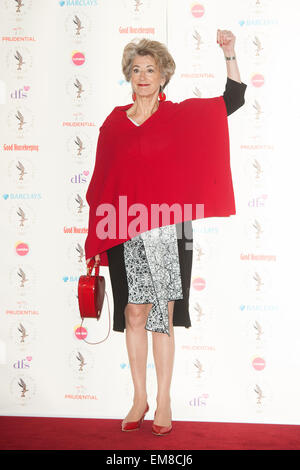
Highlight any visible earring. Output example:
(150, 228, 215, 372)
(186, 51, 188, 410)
(159, 85, 166, 101)
(132, 91, 136, 101)
(159, 90, 166, 101)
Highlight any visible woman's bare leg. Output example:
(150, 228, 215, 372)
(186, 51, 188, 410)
(152, 300, 175, 426)
(123, 302, 152, 423)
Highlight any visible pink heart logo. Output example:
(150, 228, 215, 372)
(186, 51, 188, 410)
(83, 170, 89, 176)
(26, 356, 32, 361)
(24, 86, 30, 91)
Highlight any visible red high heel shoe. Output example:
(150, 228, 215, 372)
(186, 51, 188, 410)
(121, 402, 149, 432)
(152, 409, 173, 436)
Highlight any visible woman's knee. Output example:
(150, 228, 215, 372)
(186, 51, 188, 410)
(125, 303, 151, 329)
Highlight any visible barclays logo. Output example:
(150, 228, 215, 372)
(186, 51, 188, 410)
(239, 304, 278, 312)
(59, 0, 99, 6)
(62, 275, 80, 283)
(239, 18, 279, 27)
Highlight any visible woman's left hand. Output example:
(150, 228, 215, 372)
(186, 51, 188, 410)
(217, 29, 236, 55)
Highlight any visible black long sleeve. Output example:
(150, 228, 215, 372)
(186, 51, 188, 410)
(223, 77, 247, 116)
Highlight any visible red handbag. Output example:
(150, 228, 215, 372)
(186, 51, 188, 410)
(77, 257, 111, 344)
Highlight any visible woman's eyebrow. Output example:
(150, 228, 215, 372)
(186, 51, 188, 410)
(133, 64, 155, 67)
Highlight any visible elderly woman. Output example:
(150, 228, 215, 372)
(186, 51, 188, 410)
(85, 31, 247, 436)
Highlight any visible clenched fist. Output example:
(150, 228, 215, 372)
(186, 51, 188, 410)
(217, 29, 236, 55)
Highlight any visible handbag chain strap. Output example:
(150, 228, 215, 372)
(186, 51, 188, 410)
(80, 290, 111, 345)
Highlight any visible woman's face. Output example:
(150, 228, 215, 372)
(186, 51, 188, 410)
(130, 54, 165, 99)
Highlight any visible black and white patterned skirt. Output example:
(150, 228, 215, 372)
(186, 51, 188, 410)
(107, 220, 194, 335)
(124, 224, 184, 336)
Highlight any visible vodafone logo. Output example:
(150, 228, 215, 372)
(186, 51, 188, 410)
(15, 242, 29, 256)
(75, 325, 87, 340)
(191, 3, 205, 18)
(192, 277, 206, 291)
(252, 356, 266, 371)
(251, 74, 265, 88)
(72, 51, 85, 66)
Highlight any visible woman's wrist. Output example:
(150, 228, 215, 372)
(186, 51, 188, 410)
(223, 50, 242, 83)
(223, 49, 236, 58)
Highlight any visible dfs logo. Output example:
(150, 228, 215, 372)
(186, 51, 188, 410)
(13, 356, 32, 369)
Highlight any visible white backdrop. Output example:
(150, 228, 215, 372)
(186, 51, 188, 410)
(1, 0, 300, 425)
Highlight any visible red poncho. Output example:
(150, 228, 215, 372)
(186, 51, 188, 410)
(85, 96, 235, 266)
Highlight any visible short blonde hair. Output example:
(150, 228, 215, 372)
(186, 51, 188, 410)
(122, 38, 176, 91)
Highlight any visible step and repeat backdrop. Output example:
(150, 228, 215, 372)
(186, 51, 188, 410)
(1, 0, 300, 424)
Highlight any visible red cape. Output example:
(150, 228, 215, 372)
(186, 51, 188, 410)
(85, 96, 235, 266)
